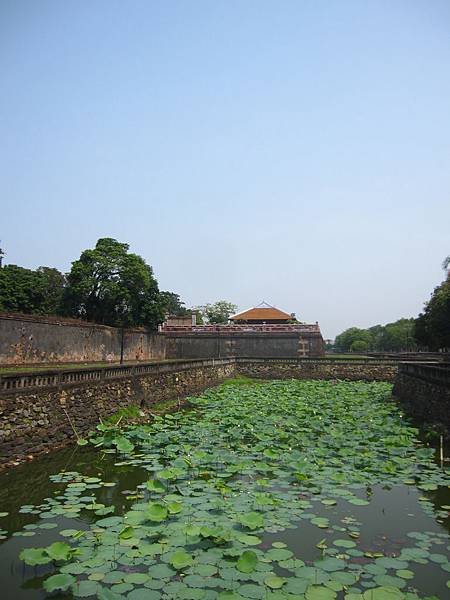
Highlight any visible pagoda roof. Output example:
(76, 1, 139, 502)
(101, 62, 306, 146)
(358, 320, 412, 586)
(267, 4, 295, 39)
(230, 303, 292, 322)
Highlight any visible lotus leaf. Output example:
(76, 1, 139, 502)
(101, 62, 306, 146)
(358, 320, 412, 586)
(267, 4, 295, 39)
(305, 585, 337, 600)
(239, 512, 264, 530)
(237, 550, 258, 573)
(171, 550, 194, 569)
(146, 502, 168, 522)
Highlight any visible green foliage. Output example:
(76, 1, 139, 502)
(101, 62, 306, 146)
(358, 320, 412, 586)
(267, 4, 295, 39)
(61, 238, 165, 328)
(350, 339, 369, 352)
(20, 541, 75, 566)
(196, 300, 238, 324)
(236, 550, 258, 573)
(43, 573, 75, 593)
(415, 278, 450, 350)
(0, 264, 65, 315)
(170, 550, 193, 570)
(334, 319, 416, 352)
(334, 327, 373, 352)
(160, 291, 188, 316)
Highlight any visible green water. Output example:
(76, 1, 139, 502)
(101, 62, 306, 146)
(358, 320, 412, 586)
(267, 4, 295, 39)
(0, 379, 449, 600)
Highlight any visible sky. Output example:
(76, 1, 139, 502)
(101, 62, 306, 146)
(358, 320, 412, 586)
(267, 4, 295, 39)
(1, 1, 449, 339)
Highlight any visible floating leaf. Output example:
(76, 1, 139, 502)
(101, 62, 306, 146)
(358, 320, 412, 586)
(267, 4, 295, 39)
(43, 574, 75, 592)
(119, 525, 134, 539)
(146, 502, 168, 522)
(171, 550, 194, 570)
(264, 576, 286, 589)
(167, 501, 183, 514)
(19, 548, 51, 566)
(239, 512, 264, 530)
(305, 585, 337, 600)
(46, 542, 73, 561)
(146, 479, 165, 493)
(237, 550, 258, 573)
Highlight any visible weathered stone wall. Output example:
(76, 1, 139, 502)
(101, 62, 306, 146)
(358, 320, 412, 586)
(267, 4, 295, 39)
(0, 359, 236, 467)
(393, 365, 450, 438)
(165, 332, 325, 359)
(0, 314, 166, 365)
(237, 359, 399, 381)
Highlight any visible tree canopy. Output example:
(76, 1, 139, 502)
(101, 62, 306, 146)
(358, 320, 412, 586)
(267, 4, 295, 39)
(195, 300, 238, 324)
(61, 238, 165, 329)
(334, 319, 416, 353)
(159, 292, 188, 317)
(414, 280, 450, 351)
(0, 265, 66, 315)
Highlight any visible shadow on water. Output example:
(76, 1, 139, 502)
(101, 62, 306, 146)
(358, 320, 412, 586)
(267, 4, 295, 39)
(0, 445, 149, 600)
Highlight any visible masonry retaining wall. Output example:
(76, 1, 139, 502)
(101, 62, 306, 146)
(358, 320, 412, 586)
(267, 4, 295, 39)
(237, 358, 399, 381)
(0, 314, 166, 365)
(392, 363, 450, 438)
(0, 358, 235, 467)
(165, 332, 324, 359)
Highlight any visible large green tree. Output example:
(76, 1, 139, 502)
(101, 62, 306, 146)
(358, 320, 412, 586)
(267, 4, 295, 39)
(0, 264, 65, 315)
(62, 238, 164, 329)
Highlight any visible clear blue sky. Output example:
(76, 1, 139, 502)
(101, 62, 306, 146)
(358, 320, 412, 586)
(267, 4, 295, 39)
(1, 1, 449, 338)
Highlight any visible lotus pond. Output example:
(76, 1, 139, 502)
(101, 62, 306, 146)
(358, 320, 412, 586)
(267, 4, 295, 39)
(0, 379, 449, 600)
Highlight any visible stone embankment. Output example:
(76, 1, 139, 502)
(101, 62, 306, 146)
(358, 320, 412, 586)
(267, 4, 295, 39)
(238, 358, 398, 381)
(0, 358, 235, 468)
(0, 358, 401, 468)
(393, 362, 450, 438)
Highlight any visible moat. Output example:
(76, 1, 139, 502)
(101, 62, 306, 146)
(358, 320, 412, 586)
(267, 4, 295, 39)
(0, 379, 449, 600)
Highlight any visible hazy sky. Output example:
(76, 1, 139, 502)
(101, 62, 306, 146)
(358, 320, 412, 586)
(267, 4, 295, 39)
(1, 1, 449, 338)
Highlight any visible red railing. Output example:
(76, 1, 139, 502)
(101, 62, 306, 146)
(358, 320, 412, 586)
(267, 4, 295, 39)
(161, 324, 321, 334)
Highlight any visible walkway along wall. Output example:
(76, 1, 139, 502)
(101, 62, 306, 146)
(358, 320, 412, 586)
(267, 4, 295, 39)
(0, 358, 398, 468)
(393, 362, 450, 439)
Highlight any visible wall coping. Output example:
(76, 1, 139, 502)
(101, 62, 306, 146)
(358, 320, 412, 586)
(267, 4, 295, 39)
(397, 361, 450, 388)
(0, 312, 162, 335)
(161, 324, 321, 333)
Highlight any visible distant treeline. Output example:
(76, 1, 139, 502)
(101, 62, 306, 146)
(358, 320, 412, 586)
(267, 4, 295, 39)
(333, 256, 450, 353)
(333, 318, 416, 353)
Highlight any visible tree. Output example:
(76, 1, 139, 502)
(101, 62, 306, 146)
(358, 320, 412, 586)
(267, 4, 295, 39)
(377, 319, 416, 352)
(37, 267, 66, 314)
(62, 238, 165, 329)
(334, 327, 373, 352)
(350, 340, 369, 353)
(0, 264, 65, 315)
(415, 280, 450, 350)
(196, 301, 238, 324)
(160, 292, 188, 316)
(414, 255, 450, 351)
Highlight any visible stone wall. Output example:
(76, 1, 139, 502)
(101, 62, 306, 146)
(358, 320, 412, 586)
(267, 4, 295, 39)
(0, 359, 235, 467)
(393, 363, 450, 438)
(165, 332, 325, 359)
(237, 358, 399, 381)
(0, 314, 166, 365)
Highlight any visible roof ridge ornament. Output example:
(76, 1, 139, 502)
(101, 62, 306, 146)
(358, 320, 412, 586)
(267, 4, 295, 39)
(256, 300, 275, 309)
